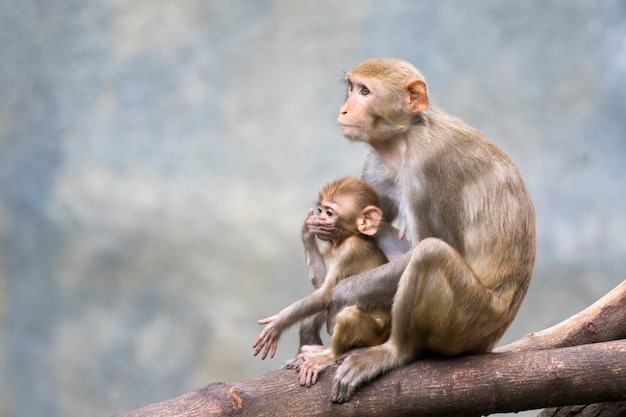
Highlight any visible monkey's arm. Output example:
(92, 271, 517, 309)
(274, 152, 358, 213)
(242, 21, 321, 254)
(253, 287, 330, 359)
(302, 214, 327, 289)
(327, 253, 411, 326)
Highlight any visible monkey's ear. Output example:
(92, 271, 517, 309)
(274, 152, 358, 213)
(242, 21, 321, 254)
(357, 206, 383, 236)
(405, 80, 429, 114)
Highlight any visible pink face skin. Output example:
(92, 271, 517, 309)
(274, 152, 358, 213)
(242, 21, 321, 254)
(337, 73, 428, 147)
(337, 77, 378, 143)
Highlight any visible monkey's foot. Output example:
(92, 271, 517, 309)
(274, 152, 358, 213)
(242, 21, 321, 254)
(298, 344, 328, 359)
(282, 357, 302, 370)
(282, 345, 328, 370)
(294, 344, 328, 366)
(299, 350, 334, 387)
(331, 345, 395, 403)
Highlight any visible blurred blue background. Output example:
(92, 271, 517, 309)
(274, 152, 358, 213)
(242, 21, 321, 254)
(1, 1, 624, 416)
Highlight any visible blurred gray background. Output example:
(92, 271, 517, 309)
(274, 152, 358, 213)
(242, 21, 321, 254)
(1, 1, 625, 416)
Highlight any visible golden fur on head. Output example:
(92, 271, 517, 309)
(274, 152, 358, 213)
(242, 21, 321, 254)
(348, 58, 425, 85)
(320, 176, 380, 213)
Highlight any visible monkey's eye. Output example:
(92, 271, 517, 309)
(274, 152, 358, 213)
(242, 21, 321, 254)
(326, 210, 334, 217)
(359, 87, 370, 96)
(315, 207, 322, 215)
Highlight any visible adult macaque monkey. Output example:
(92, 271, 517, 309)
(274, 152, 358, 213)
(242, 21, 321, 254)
(305, 58, 536, 403)
(252, 177, 393, 385)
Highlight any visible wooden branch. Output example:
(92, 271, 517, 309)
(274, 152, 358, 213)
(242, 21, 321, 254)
(122, 340, 626, 417)
(121, 282, 626, 417)
(501, 281, 626, 417)
(496, 279, 626, 352)
(538, 401, 626, 417)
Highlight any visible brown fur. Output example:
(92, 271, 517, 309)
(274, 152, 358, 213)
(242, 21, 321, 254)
(322, 58, 537, 403)
(253, 177, 392, 385)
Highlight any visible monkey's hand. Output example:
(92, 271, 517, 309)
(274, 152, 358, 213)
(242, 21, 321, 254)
(304, 210, 336, 241)
(252, 316, 282, 360)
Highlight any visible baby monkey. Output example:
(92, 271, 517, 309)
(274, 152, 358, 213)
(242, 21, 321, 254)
(252, 176, 391, 386)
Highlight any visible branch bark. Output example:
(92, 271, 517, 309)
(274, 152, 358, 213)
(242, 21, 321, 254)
(537, 401, 626, 417)
(496, 279, 626, 353)
(123, 341, 626, 417)
(121, 281, 626, 417)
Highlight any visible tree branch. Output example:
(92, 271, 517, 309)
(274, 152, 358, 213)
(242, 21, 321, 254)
(496, 279, 626, 353)
(538, 401, 626, 417)
(123, 341, 626, 417)
(120, 281, 626, 417)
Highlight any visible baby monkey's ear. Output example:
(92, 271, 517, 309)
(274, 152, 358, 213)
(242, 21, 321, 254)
(356, 206, 383, 236)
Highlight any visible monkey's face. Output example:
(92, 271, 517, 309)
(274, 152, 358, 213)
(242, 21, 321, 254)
(314, 197, 354, 243)
(338, 75, 419, 145)
(338, 76, 383, 143)
(338, 65, 429, 145)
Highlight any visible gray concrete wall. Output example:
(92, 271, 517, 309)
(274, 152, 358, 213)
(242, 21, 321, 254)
(1, 1, 624, 416)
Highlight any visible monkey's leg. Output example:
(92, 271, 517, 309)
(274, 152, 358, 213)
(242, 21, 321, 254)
(331, 305, 390, 356)
(299, 311, 326, 346)
(299, 306, 391, 389)
(283, 312, 326, 370)
(331, 237, 497, 403)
